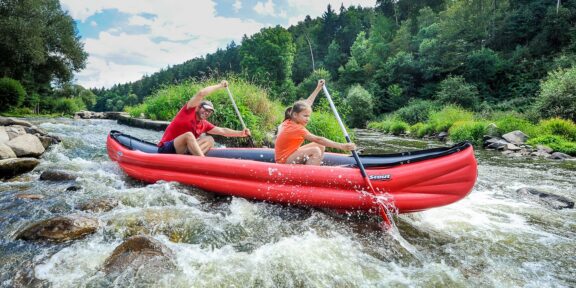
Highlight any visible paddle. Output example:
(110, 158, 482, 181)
(321, 84, 394, 228)
(225, 85, 255, 147)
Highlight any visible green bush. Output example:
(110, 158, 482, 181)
(448, 120, 488, 145)
(527, 135, 576, 156)
(436, 76, 480, 111)
(0, 77, 26, 112)
(367, 117, 409, 135)
(394, 99, 440, 125)
(306, 110, 353, 145)
(389, 121, 409, 135)
(536, 118, 576, 141)
(535, 67, 576, 122)
(345, 85, 374, 128)
(491, 112, 537, 137)
(428, 105, 474, 133)
(53, 97, 86, 115)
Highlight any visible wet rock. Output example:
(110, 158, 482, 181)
(0, 126, 9, 143)
(5, 126, 27, 140)
(516, 187, 574, 210)
(79, 198, 119, 212)
(506, 143, 522, 151)
(484, 138, 508, 150)
(536, 145, 553, 154)
(39, 170, 77, 181)
(502, 130, 528, 145)
(102, 235, 175, 275)
(16, 194, 44, 200)
(117, 114, 169, 131)
(0, 117, 32, 127)
(548, 152, 573, 160)
(437, 132, 448, 141)
(0, 142, 17, 159)
(485, 123, 499, 138)
(0, 158, 40, 180)
(16, 215, 98, 242)
(66, 185, 82, 191)
(6, 134, 45, 157)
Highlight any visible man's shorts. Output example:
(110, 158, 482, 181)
(158, 140, 176, 154)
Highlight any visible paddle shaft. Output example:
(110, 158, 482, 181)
(321, 85, 372, 185)
(322, 85, 393, 228)
(225, 86, 255, 147)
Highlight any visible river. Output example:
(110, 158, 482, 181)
(1, 118, 574, 287)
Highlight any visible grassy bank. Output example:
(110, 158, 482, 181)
(368, 104, 576, 156)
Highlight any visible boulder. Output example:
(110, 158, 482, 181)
(5, 126, 26, 140)
(6, 134, 45, 157)
(39, 170, 77, 181)
(0, 126, 9, 143)
(0, 142, 17, 159)
(505, 143, 522, 152)
(484, 138, 508, 150)
(548, 152, 573, 160)
(0, 158, 40, 180)
(16, 215, 98, 242)
(0, 117, 32, 127)
(516, 187, 574, 210)
(536, 145, 553, 154)
(79, 198, 119, 212)
(485, 123, 499, 138)
(502, 130, 529, 145)
(102, 235, 175, 275)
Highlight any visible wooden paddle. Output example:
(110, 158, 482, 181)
(225, 85, 255, 147)
(321, 84, 394, 228)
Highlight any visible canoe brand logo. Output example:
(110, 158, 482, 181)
(369, 174, 391, 181)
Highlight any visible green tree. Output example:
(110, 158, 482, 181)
(535, 67, 576, 122)
(240, 26, 296, 102)
(345, 85, 374, 128)
(0, 0, 87, 92)
(436, 76, 480, 110)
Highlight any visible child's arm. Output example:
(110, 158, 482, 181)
(304, 133, 356, 151)
(304, 79, 325, 106)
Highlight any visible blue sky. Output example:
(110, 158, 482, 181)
(61, 0, 376, 88)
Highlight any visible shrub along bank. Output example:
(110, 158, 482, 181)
(368, 105, 576, 156)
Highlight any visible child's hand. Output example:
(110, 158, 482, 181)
(340, 142, 356, 151)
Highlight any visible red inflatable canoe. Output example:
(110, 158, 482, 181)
(107, 131, 477, 214)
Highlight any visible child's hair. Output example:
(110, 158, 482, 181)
(284, 101, 310, 121)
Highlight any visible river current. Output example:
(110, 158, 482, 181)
(0, 118, 574, 287)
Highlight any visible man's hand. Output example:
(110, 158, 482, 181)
(220, 80, 228, 88)
(317, 79, 325, 88)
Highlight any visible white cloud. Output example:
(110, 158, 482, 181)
(233, 0, 242, 12)
(254, 0, 276, 17)
(60, 0, 377, 88)
(61, 0, 265, 88)
(286, 0, 376, 25)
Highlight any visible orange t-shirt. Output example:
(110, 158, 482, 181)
(275, 120, 309, 163)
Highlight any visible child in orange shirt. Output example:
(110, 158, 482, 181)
(275, 80, 356, 165)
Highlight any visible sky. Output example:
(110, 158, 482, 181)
(60, 0, 376, 89)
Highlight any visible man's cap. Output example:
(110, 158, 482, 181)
(200, 100, 215, 112)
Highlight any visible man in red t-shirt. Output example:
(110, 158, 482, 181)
(157, 80, 251, 156)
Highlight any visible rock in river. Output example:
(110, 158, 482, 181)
(16, 215, 98, 242)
